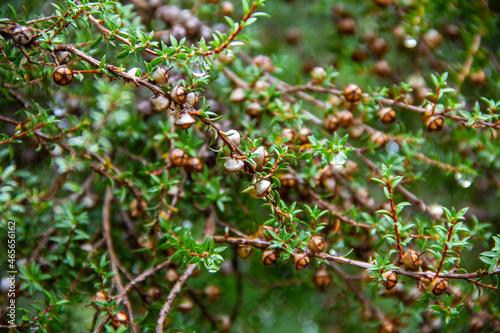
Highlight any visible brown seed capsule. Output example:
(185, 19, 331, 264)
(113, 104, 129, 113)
(175, 112, 195, 130)
(370, 131, 388, 147)
(402, 249, 422, 269)
(237, 245, 253, 259)
(91, 291, 107, 311)
(280, 174, 297, 189)
(371, 37, 389, 56)
(204, 285, 221, 302)
(344, 84, 362, 103)
(293, 252, 309, 270)
(170, 148, 188, 167)
(379, 108, 397, 124)
(323, 115, 339, 133)
(374, 60, 392, 78)
(426, 115, 444, 132)
(282, 128, 296, 142)
(379, 321, 396, 333)
(381, 270, 398, 290)
(253, 55, 274, 72)
(165, 268, 180, 282)
(254, 179, 272, 198)
(224, 129, 241, 147)
(252, 146, 269, 171)
(171, 85, 187, 104)
(147, 287, 161, 301)
(111, 312, 129, 329)
(184, 157, 203, 173)
(53, 66, 73, 86)
(224, 157, 244, 173)
(298, 127, 312, 144)
(313, 267, 332, 288)
(423, 29, 443, 49)
(337, 110, 354, 128)
(470, 70, 487, 85)
(443, 23, 461, 39)
(308, 235, 325, 253)
(262, 249, 278, 266)
(374, 0, 392, 7)
(351, 48, 368, 62)
(431, 278, 449, 295)
(221, 1, 234, 16)
(258, 225, 274, 240)
(245, 102, 262, 117)
(13, 26, 32, 45)
(152, 67, 169, 84)
(185, 92, 198, 107)
(338, 18, 356, 35)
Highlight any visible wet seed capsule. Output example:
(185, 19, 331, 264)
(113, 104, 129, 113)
(53, 66, 73, 86)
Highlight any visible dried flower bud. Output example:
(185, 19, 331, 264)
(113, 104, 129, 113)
(204, 285, 221, 302)
(237, 245, 253, 259)
(431, 278, 449, 295)
(293, 252, 309, 270)
(381, 271, 398, 290)
(402, 249, 422, 269)
(262, 249, 278, 266)
(313, 267, 332, 288)
(170, 148, 188, 167)
(171, 85, 187, 104)
(426, 115, 444, 132)
(344, 84, 362, 102)
(175, 112, 195, 130)
(224, 157, 244, 173)
(379, 108, 397, 124)
(111, 312, 129, 329)
(308, 235, 325, 253)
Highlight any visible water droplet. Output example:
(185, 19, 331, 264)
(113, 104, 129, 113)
(329, 249, 338, 256)
(183, 220, 192, 229)
(454, 173, 473, 188)
(404, 37, 417, 48)
(190, 58, 209, 77)
(385, 141, 399, 154)
(330, 152, 347, 165)
(454, 173, 462, 180)
(207, 268, 217, 273)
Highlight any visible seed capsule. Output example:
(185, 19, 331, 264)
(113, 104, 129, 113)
(178, 298, 194, 312)
(245, 102, 262, 117)
(311, 67, 327, 84)
(171, 85, 187, 104)
(371, 37, 389, 56)
(374, 60, 392, 77)
(258, 225, 274, 240)
(170, 148, 188, 167)
(185, 92, 198, 107)
(262, 249, 278, 266)
(224, 130, 241, 147)
(252, 146, 269, 171)
(379, 321, 396, 333)
(313, 267, 332, 288)
(280, 174, 297, 189)
(298, 127, 312, 144)
(204, 285, 221, 302)
(237, 245, 253, 259)
(308, 235, 325, 253)
(253, 55, 274, 72)
(344, 84, 362, 103)
(224, 157, 244, 173)
(91, 291, 107, 311)
(381, 270, 398, 290)
(230, 88, 246, 104)
(370, 131, 388, 147)
(152, 67, 169, 84)
(111, 312, 129, 329)
(165, 268, 180, 282)
(254, 179, 272, 198)
(338, 18, 356, 35)
(402, 249, 422, 269)
(374, 0, 392, 7)
(293, 252, 309, 270)
(53, 66, 73, 86)
(55, 51, 71, 65)
(147, 287, 161, 301)
(426, 115, 444, 132)
(13, 26, 32, 45)
(184, 157, 203, 173)
(337, 110, 354, 128)
(324, 115, 339, 133)
(431, 278, 449, 295)
(175, 112, 195, 130)
(379, 108, 397, 124)
(154, 95, 171, 112)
